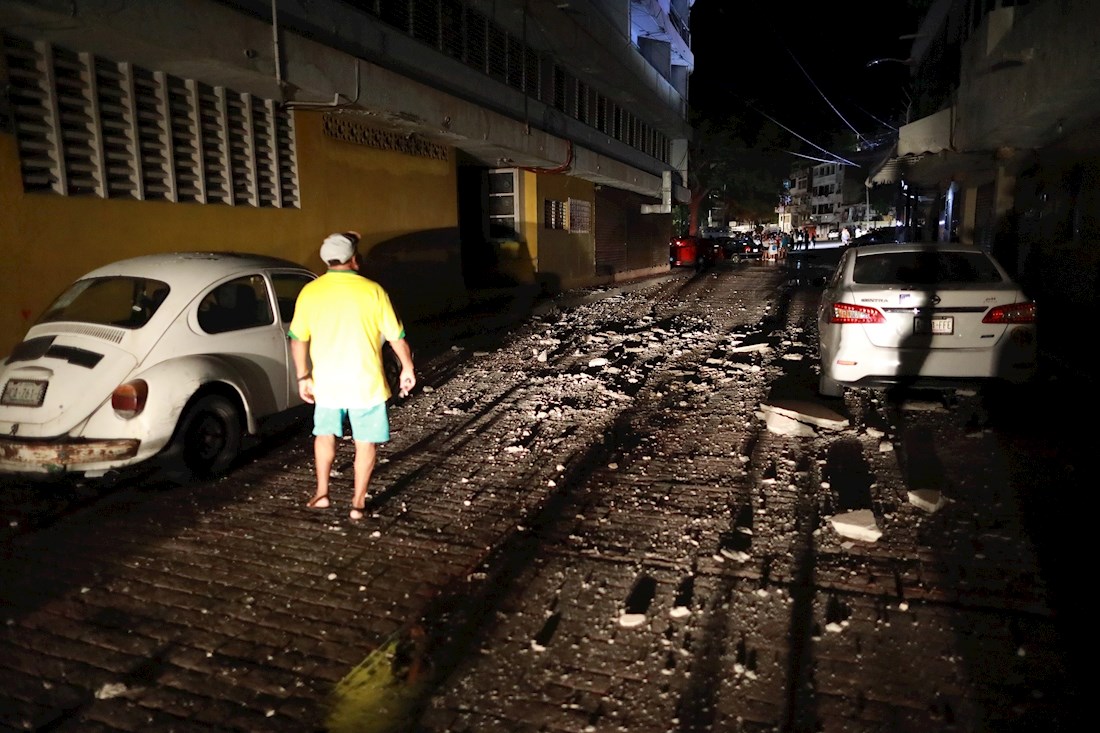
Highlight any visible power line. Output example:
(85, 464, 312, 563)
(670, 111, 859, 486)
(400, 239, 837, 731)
(748, 102, 857, 167)
(785, 52, 865, 144)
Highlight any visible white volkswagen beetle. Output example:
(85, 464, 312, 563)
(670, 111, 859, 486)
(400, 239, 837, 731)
(0, 252, 318, 481)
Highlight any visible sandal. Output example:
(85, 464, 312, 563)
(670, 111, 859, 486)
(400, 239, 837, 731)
(307, 494, 330, 509)
(349, 502, 367, 520)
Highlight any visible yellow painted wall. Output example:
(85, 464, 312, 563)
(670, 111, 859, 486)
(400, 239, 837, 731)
(0, 110, 462, 356)
(527, 172, 596, 291)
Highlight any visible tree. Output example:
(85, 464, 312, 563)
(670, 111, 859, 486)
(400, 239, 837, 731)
(686, 113, 791, 234)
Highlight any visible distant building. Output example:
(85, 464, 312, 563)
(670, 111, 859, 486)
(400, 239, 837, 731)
(781, 166, 812, 234)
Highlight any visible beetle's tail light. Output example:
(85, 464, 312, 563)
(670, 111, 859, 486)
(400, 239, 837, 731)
(112, 380, 148, 419)
(828, 302, 886, 324)
(983, 302, 1037, 324)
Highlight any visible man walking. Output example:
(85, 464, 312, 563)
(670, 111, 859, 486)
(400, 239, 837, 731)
(289, 232, 416, 520)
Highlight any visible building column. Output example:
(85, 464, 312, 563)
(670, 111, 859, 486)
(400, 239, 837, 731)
(959, 183, 978, 245)
(993, 154, 1019, 273)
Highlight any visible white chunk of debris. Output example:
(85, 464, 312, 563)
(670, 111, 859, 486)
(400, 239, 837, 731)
(828, 509, 883, 542)
(618, 612, 647, 628)
(95, 682, 129, 699)
(759, 399, 850, 430)
(757, 408, 817, 437)
(900, 399, 946, 412)
(588, 357, 610, 367)
(908, 489, 946, 513)
(728, 343, 770, 353)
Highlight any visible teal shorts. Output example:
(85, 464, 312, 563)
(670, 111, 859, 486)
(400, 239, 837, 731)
(313, 403, 390, 443)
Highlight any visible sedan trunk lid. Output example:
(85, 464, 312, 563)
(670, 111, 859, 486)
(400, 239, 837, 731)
(848, 283, 1028, 349)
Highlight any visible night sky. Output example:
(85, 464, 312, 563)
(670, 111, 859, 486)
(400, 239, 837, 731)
(688, 0, 924, 150)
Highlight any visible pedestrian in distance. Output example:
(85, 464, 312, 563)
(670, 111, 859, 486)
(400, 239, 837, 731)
(841, 227, 852, 247)
(289, 231, 416, 520)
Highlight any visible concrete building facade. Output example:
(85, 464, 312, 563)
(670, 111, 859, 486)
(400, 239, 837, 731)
(0, 0, 694, 355)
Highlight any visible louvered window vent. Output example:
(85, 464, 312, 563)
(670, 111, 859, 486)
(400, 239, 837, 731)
(3, 34, 299, 208)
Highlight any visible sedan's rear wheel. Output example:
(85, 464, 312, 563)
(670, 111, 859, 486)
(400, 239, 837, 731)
(818, 372, 844, 398)
(168, 394, 241, 483)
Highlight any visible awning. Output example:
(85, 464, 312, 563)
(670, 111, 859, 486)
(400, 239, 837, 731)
(868, 146, 995, 187)
(868, 144, 920, 185)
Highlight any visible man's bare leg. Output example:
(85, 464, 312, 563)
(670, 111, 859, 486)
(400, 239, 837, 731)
(349, 440, 377, 519)
(308, 434, 336, 508)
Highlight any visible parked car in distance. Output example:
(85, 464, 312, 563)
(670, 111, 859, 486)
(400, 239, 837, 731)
(670, 236, 722, 268)
(816, 243, 1037, 397)
(670, 236, 702, 268)
(730, 233, 762, 259)
(846, 226, 906, 247)
(0, 252, 319, 482)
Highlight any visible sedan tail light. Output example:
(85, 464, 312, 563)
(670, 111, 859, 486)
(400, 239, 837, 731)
(111, 380, 148, 419)
(982, 302, 1037, 324)
(827, 302, 886, 324)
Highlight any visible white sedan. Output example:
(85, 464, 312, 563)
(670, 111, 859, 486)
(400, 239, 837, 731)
(0, 252, 317, 481)
(816, 243, 1038, 397)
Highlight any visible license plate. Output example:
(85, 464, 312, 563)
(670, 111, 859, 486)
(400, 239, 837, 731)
(914, 316, 954, 335)
(1, 379, 48, 407)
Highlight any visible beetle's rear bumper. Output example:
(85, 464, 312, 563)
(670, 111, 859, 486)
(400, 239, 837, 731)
(0, 437, 141, 475)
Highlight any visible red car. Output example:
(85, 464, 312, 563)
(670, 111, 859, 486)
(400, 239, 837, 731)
(670, 236, 721, 268)
(669, 236, 701, 267)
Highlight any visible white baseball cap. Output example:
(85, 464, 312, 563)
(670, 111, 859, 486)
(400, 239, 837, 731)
(320, 231, 360, 265)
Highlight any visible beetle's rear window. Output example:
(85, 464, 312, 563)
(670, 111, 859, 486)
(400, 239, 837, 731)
(39, 277, 171, 329)
(852, 251, 1003, 285)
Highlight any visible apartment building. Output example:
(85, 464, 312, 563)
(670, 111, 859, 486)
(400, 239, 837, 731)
(0, 0, 693, 355)
(778, 167, 807, 234)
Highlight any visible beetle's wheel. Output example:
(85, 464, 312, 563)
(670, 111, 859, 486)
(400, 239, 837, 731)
(168, 394, 242, 483)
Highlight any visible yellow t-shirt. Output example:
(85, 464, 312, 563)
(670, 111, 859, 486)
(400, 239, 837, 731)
(288, 270, 405, 408)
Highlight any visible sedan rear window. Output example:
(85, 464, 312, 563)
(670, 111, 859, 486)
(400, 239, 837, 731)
(852, 251, 1003, 285)
(39, 277, 171, 329)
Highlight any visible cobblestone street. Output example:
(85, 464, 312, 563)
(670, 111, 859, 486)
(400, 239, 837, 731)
(0, 259, 1086, 732)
